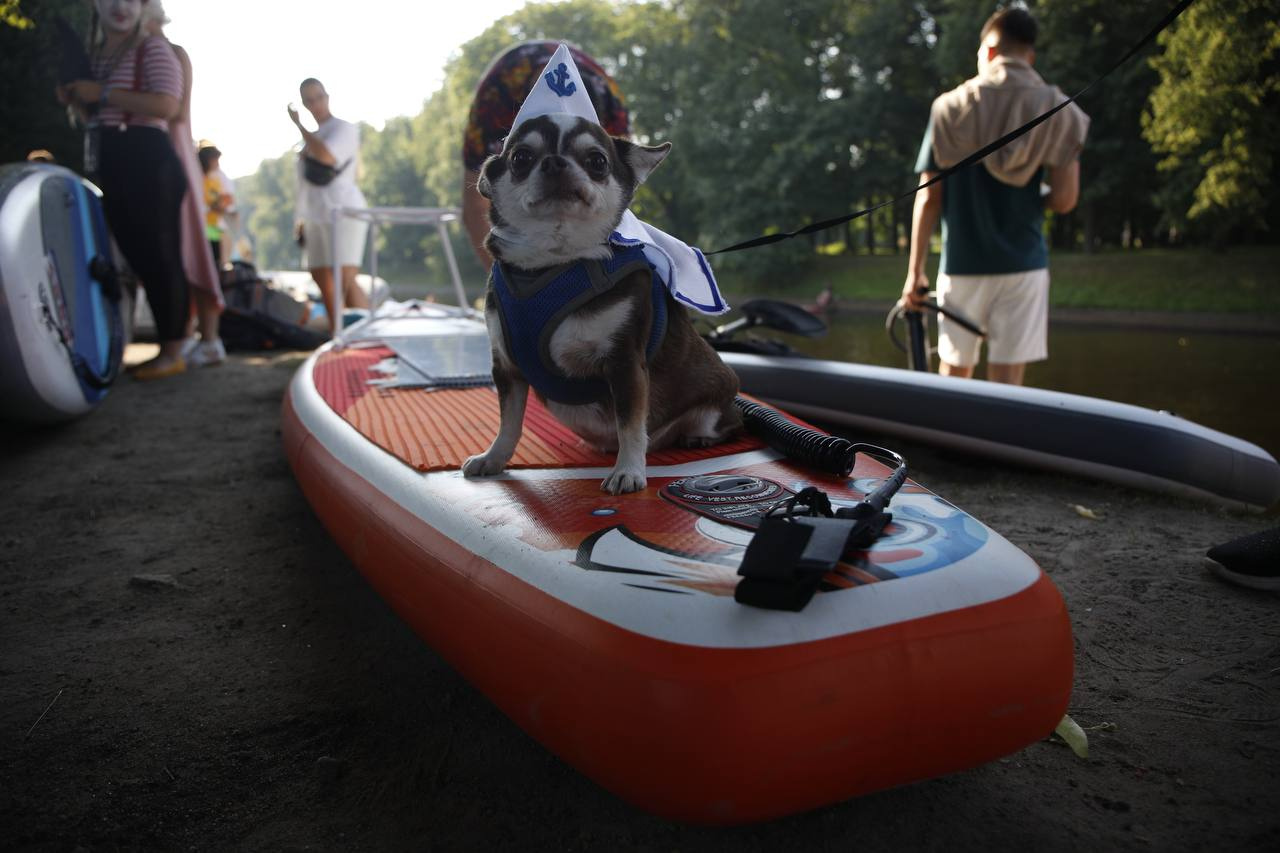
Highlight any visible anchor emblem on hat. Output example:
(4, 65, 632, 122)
(544, 63, 577, 97)
(511, 45, 601, 132)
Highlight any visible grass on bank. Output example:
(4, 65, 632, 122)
(723, 245, 1280, 314)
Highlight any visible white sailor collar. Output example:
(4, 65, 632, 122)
(609, 210, 728, 315)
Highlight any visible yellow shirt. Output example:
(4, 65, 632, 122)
(204, 173, 223, 238)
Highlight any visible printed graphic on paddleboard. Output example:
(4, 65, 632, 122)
(576, 476, 988, 597)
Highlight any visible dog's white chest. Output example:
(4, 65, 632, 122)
(547, 300, 633, 375)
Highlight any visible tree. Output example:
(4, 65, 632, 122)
(1143, 0, 1280, 244)
(237, 153, 299, 271)
(0, 1, 92, 167)
(358, 117, 437, 280)
(1035, 0, 1167, 250)
(2, 0, 33, 29)
(929, 0, 992, 87)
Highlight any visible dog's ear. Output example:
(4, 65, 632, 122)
(615, 139, 672, 186)
(477, 153, 502, 200)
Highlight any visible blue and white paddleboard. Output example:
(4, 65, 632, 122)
(0, 163, 122, 423)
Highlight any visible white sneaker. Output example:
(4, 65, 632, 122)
(178, 335, 201, 359)
(187, 338, 226, 368)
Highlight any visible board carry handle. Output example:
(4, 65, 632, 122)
(58, 253, 124, 390)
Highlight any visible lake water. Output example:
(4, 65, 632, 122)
(753, 311, 1280, 460)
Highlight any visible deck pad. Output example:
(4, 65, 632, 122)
(313, 344, 765, 472)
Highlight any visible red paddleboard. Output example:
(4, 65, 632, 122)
(281, 303, 1072, 824)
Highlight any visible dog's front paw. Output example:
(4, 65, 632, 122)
(602, 466, 646, 495)
(462, 452, 507, 478)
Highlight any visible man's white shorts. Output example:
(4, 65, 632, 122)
(302, 218, 369, 269)
(935, 268, 1049, 368)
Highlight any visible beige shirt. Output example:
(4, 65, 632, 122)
(930, 56, 1090, 187)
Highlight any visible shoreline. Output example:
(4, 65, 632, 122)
(808, 300, 1280, 335)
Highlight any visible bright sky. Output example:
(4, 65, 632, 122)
(161, 0, 537, 178)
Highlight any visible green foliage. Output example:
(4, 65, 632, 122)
(1143, 0, 1280, 242)
(1035, 0, 1166, 249)
(2, 0, 34, 29)
(237, 153, 299, 271)
(930, 0, 991, 87)
(0, 0, 91, 166)
(620, 0, 855, 271)
(358, 117, 433, 278)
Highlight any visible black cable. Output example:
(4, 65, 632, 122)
(734, 396, 907, 499)
(735, 396, 858, 475)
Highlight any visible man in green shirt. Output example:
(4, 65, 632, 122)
(902, 7, 1089, 385)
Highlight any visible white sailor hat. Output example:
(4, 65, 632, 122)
(511, 43, 602, 133)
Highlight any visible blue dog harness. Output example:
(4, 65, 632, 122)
(491, 243, 669, 406)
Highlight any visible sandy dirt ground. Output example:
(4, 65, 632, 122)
(2, 344, 1277, 851)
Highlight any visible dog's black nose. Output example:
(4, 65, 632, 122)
(541, 155, 568, 176)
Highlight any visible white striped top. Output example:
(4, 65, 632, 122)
(91, 36, 183, 132)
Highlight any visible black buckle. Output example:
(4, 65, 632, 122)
(734, 516, 856, 611)
(733, 486, 895, 612)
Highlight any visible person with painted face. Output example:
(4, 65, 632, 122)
(288, 79, 369, 336)
(57, 0, 189, 380)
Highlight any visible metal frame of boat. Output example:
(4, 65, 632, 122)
(328, 206, 470, 332)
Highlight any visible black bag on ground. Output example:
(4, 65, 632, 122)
(218, 262, 327, 351)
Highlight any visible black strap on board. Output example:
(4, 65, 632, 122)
(735, 487, 895, 612)
(706, 0, 1197, 257)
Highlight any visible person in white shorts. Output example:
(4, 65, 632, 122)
(289, 77, 369, 335)
(935, 268, 1050, 370)
(901, 7, 1089, 386)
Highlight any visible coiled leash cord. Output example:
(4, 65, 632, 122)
(733, 396, 906, 496)
(734, 396, 859, 475)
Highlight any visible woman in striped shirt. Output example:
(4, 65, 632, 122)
(57, 0, 190, 380)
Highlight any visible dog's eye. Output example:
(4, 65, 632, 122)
(585, 151, 608, 175)
(511, 148, 534, 169)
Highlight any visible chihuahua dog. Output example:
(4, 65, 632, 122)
(461, 113, 742, 494)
